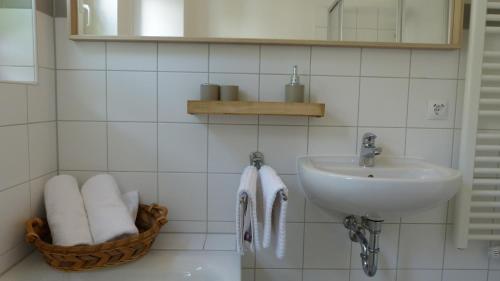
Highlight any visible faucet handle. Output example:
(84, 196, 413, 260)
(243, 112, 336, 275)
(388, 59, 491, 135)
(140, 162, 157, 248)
(362, 132, 377, 144)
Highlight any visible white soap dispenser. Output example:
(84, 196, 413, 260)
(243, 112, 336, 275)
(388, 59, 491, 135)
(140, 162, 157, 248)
(285, 65, 305, 103)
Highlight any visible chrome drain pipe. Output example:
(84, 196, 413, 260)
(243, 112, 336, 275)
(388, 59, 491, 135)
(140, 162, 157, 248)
(344, 216, 383, 277)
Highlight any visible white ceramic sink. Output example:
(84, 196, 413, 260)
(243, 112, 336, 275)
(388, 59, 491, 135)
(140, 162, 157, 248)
(297, 156, 462, 218)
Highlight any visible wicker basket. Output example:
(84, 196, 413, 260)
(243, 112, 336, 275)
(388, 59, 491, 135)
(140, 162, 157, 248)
(25, 204, 168, 272)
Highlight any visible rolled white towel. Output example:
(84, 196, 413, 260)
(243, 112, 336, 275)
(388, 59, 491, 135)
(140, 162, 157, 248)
(122, 191, 139, 221)
(44, 175, 93, 246)
(82, 174, 138, 244)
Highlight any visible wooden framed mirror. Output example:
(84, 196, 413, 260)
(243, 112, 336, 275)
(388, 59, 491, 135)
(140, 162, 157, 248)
(67, 0, 464, 49)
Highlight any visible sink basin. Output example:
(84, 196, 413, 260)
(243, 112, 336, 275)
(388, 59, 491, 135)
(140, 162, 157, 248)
(297, 156, 462, 218)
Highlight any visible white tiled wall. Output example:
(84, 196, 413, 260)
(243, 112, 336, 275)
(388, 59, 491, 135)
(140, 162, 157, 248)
(0, 11, 57, 275)
(48, 15, 500, 281)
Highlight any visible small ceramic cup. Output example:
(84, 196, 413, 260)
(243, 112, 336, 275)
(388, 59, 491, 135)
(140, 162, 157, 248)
(220, 85, 239, 101)
(200, 84, 220, 100)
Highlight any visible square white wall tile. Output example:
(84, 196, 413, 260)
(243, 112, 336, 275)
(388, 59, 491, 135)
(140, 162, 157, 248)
(242, 269, 255, 281)
(207, 173, 239, 221)
(58, 122, 107, 171)
(258, 126, 308, 174)
(491, 256, 500, 270)
(28, 68, 56, 123)
(0, 126, 29, 191)
(396, 270, 442, 281)
(107, 71, 157, 122)
(208, 73, 259, 125)
(28, 122, 57, 178)
(207, 221, 235, 233)
(0, 243, 31, 276)
(308, 127, 357, 156)
(410, 50, 459, 79)
(260, 45, 310, 74)
(36, 12, 55, 69)
(303, 270, 349, 281)
(305, 201, 345, 223)
(398, 224, 446, 269)
(356, 7, 378, 28)
(311, 47, 361, 76)
(359, 78, 409, 127)
(0, 183, 30, 254)
(310, 76, 359, 126)
(209, 44, 259, 73)
(259, 74, 309, 126)
(204, 234, 236, 250)
(444, 226, 490, 270)
(280, 175, 305, 222)
(109, 172, 158, 204)
(158, 123, 207, 172)
(106, 42, 157, 71)
(255, 269, 301, 281)
(208, 125, 257, 173)
(401, 203, 448, 224)
(442, 270, 488, 281)
(56, 70, 106, 121)
(488, 271, 500, 281)
(350, 270, 396, 281)
(357, 127, 406, 156)
(158, 72, 208, 123)
(108, 122, 157, 171)
(406, 129, 453, 167)
(158, 43, 208, 72)
(55, 18, 105, 70)
(361, 49, 410, 77)
(159, 173, 207, 221)
(0, 84, 27, 126)
(407, 79, 457, 128)
(304, 223, 351, 269)
(30, 173, 55, 218)
(256, 223, 304, 269)
(351, 224, 399, 270)
(163, 221, 207, 233)
(152, 233, 206, 250)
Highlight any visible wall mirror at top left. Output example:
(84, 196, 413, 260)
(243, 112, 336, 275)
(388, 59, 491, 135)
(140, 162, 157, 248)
(0, 0, 37, 83)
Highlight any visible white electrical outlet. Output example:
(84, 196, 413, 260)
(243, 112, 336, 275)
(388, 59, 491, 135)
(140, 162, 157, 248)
(426, 100, 449, 120)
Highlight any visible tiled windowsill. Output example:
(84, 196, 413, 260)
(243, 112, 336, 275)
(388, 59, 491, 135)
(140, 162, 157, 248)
(0, 234, 240, 281)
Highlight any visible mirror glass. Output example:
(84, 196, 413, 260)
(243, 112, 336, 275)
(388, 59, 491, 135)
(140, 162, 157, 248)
(74, 0, 457, 45)
(0, 0, 37, 83)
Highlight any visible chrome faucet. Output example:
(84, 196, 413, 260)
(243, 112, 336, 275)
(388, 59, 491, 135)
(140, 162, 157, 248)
(359, 133, 382, 167)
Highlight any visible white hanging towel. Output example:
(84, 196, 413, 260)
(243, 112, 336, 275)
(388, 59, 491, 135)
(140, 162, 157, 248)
(44, 175, 93, 246)
(81, 174, 139, 244)
(236, 166, 260, 254)
(259, 165, 288, 259)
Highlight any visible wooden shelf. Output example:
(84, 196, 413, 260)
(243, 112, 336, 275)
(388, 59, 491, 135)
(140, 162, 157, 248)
(187, 100, 325, 117)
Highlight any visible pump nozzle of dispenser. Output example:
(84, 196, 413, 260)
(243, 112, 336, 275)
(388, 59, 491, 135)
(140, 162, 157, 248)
(290, 65, 300, 85)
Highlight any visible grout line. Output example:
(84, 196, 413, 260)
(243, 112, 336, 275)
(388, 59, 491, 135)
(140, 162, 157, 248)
(403, 49, 413, 160)
(156, 41, 160, 204)
(104, 42, 109, 173)
(24, 84, 33, 216)
(52, 10, 60, 176)
(206, 43, 211, 235)
(53, 67, 465, 81)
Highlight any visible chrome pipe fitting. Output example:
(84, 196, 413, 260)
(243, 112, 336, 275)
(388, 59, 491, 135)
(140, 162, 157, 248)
(344, 215, 383, 277)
